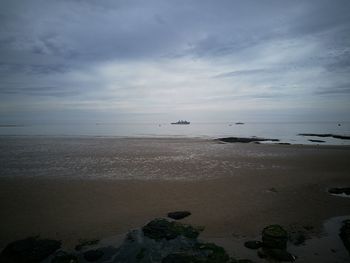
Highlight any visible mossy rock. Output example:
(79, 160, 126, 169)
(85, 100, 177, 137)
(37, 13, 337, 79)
(75, 239, 99, 251)
(262, 248, 295, 262)
(142, 218, 202, 241)
(262, 225, 288, 249)
(196, 242, 230, 263)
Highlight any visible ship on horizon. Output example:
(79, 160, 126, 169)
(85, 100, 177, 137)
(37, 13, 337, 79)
(171, 120, 190, 125)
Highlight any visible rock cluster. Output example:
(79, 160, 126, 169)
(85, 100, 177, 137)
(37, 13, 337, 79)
(0, 236, 61, 263)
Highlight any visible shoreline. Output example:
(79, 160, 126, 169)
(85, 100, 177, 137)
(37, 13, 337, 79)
(1, 134, 350, 146)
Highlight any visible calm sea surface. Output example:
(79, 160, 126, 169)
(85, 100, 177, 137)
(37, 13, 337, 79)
(0, 122, 349, 145)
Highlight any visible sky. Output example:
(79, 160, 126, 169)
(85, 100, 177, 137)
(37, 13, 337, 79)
(0, 0, 350, 123)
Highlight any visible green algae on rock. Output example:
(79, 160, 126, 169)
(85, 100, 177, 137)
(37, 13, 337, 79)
(75, 239, 100, 251)
(262, 224, 288, 250)
(142, 218, 202, 240)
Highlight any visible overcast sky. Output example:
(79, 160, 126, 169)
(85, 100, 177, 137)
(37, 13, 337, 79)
(0, 0, 350, 123)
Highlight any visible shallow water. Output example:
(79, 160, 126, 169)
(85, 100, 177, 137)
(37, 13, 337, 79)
(287, 215, 350, 262)
(0, 122, 349, 145)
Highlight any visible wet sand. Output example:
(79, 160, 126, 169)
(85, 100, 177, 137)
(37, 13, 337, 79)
(0, 138, 350, 260)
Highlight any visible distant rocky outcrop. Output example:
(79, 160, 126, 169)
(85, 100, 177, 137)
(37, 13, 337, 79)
(308, 139, 325, 143)
(217, 137, 279, 143)
(299, 133, 350, 140)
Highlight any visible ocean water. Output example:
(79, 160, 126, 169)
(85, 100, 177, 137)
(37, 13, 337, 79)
(0, 121, 349, 145)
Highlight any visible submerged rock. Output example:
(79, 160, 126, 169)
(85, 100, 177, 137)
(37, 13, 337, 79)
(262, 225, 288, 250)
(0, 236, 61, 263)
(167, 211, 191, 220)
(340, 219, 350, 255)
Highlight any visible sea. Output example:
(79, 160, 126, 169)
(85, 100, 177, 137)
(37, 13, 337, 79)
(0, 121, 349, 145)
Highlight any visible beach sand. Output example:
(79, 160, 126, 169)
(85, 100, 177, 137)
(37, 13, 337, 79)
(0, 138, 350, 261)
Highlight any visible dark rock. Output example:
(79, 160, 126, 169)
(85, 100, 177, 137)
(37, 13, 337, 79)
(237, 260, 254, 263)
(244, 241, 262, 249)
(142, 218, 201, 241)
(299, 133, 350, 140)
(75, 239, 99, 251)
(339, 219, 350, 255)
(0, 236, 61, 263)
(51, 251, 78, 263)
(262, 225, 288, 250)
(328, 187, 350, 195)
(308, 139, 325, 143)
(167, 211, 191, 220)
(217, 137, 279, 143)
(83, 249, 104, 262)
(278, 143, 291, 145)
(263, 248, 295, 262)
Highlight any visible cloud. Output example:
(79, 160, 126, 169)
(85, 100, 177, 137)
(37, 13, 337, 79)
(0, 0, 349, 121)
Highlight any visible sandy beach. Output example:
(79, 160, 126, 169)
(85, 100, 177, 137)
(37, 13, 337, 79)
(0, 137, 350, 261)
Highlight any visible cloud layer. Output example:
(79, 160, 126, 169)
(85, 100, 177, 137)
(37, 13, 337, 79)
(1, 0, 350, 122)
